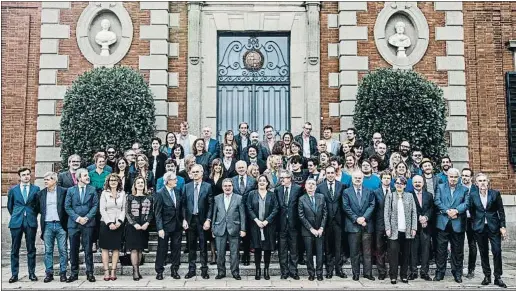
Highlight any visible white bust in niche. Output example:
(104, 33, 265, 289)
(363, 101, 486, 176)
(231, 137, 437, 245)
(95, 19, 117, 57)
(388, 21, 411, 58)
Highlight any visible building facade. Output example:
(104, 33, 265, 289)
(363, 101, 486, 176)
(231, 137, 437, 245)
(1, 1, 516, 195)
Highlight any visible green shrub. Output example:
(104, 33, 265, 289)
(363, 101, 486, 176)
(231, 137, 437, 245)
(353, 68, 447, 162)
(60, 66, 155, 167)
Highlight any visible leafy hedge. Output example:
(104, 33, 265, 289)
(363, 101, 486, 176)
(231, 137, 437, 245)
(353, 68, 447, 162)
(60, 66, 156, 166)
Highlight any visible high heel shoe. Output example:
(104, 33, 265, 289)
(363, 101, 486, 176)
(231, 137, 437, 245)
(255, 268, 261, 280)
(103, 268, 111, 281)
(110, 268, 117, 281)
(132, 266, 140, 281)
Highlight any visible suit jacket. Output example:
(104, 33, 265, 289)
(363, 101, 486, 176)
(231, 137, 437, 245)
(222, 159, 238, 178)
(294, 134, 318, 157)
(154, 187, 183, 233)
(325, 139, 341, 156)
(65, 185, 99, 229)
(241, 143, 268, 162)
(469, 189, 506, 233)
(383, 192, 418, 240)
(7, 184, 41, 229)
(206, 138, 221, 159)
(148, 152, 168, 182)
(275, 183, 303, 232)
(372, 187, 394, 232)
(58, 171, 76, 189)
(259, 140, 275, 160)
(434, 183, 469, 232)
(342, 187, 376, 233)
(246, 190, 279, 249)
(37, 186, 68, 239)
(182, 181, 213, 225)
(298, 193, 327, 237)
(244, 157, 267, 174)
(317, 180, 344, 225)
(212, 193, 246, 237)
(231, 175, 257, 203)
(410, 189, 433, 231)
(235, 134, 250, 156)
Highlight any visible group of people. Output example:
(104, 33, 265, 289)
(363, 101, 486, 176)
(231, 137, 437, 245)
(7, 121, 508, 287)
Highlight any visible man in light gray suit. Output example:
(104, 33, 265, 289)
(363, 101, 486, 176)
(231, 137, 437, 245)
(212, 178, 247, 280)
(321, 126, 340, 156)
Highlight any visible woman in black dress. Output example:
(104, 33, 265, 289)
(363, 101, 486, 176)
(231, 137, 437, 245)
(114, 157, 131, 193)
(148, 137, 168, 184)
(207, 158, 224, 264)
(129, 154, 155, 194)
(246, 174, 279, 280)
(125, 176, 154, 281)
(192, 138, 214, 178)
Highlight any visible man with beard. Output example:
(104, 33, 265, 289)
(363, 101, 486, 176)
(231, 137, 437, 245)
(235, 122, 250, 155)
(408, 149, 423, 177)
(375, 143, 389, 172)
(372, 171, 392, 280)
(244, 145, 266, 173)
(321, 126, 341, 156)
(58, 154, 82, 189)
(437, 156, 453, 184)
(241, 131, 267, 161)
(365, 132, 383, 158)
(399, 141, 412, 165)
(105, 145, 118, 170)
(420, 158, 439, 263)
(260, 125, 277, 160)
(461, 168, 479, 279)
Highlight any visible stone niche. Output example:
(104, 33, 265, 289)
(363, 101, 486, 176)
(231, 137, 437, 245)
(77, 2, 133, 67)
(374, 2, 429, 69)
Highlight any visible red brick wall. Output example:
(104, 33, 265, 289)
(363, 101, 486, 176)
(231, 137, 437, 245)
(464, 2, 516, 193)
(1, 2, 41, 194)
(319, 2, 340, 139)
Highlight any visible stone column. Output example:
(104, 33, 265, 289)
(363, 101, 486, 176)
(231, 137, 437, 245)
(305, 1, 321, 139)
(187, 2, 202, 136)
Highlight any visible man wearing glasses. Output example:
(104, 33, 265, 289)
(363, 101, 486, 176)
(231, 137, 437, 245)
(105, 145, 118, 170)
(58, 154, 82, 190)
(408, 149, 423, 177)
(294, 122, 317, 159)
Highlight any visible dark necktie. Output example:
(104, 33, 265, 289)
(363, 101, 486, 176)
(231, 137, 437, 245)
(384, 188, 388, 197)
(329, 182, 334, 199)
(239, 176, 245, 194)
(22, 185, 28, 203)
(170, 189, 176, 207)
(80, 187, 84, 203)
(356, 189, 362, 206)
(310, 195, 316, 211)
(193, 183, 199, 214)
(284, 187, 289, 205)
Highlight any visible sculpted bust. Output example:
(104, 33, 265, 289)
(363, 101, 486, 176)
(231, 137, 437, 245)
(388, 21, 411, 58)
(95, 19, 117, 56)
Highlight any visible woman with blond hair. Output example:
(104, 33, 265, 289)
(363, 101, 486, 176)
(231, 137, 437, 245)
(247, 164, 260, 180)
(263, 155, 283, 190)
(343, 153, 359, 174)
(389, 152, 402, 171)
(390, 161, 413, 192)
(129, 154, 155, 194)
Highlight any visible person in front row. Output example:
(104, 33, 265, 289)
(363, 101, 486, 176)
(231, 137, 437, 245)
(154, 172, 183, 280)
(38, 172, 69, 283)
(65, 168, 98, 283)
(212, 179, 247, 280)
(342, 170, 376, 281)
(7, 167, 40, 283)
(469, 173, 507, 288)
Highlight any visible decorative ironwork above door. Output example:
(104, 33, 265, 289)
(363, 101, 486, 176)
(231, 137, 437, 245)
(218, 35, 290, 84)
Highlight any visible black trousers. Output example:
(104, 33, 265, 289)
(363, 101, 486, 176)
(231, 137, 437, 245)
(475, 227, 503, 278)
(303, 235, 324, 277)
(374, 230, 388, 276)
(69, 227, 94, 276)
(278, 229, 298, 276)
(9, 220, 37, 277)
(186, 216, 208, 273)
(348, 230, 373, 277)
(436, 222, 465, 278)
(155, 230, 182, 274)
(410, 228, 431, 275)
(254, 248, 271, 269)
(466, 218, 477, 272)
(388, 232, 411, 280)
(324, 221, 342, 274)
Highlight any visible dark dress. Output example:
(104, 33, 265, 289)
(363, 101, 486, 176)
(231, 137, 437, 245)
(129, 171, 155, 194)
(125, 194, 154, 250)
(246, 190, 279, 251)
(148, 152, 168, 184)
(208, 176, 224, 196)
(195, 152, 214, 179)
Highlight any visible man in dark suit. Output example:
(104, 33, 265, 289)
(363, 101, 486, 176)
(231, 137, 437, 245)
(372, 170, 392, 280)
(241, 131, 268, 161)
(221, 145, 238, 178)
(420, 158, 439, 262)
(38, 172, 68, 283)
(316, 166, 346, 279)
(275, 169, 303, 280)
(58, 154, 82, 189)
(298, 178, 327, 281)
(7, 167, 41, 283)
(433, 168, 469, 283)
(259, 125, 277, 160)
(234, 122, 250, 156)
(64, 168, 98, 283)
(243, 145, 267, 174)
(154, 172, 184, 280)
(231, 160, 256, 265)
(409, 175, 434, 281)
(212, 179, 247, 280)
(202, 126, 220, 159)
(342, 170, 376, 281)
(182, 164, 214, 279)
(469, 173, 507, 288)
(461, 167, 479, 279)
(294, 122, 318, 158)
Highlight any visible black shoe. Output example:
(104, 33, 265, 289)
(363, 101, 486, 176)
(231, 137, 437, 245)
(291, 274, 300, 280)
(233, 274, 241, 280)
(8, 276, 18, 283)
(308, 275, 315, 281)
(336, 270, 347, 278)
(421, 274, 432, 281)
(215, 274, 225, 279)
(466, 270, 475, 279)
(171, 270, 181, 279)
(243, 261, 250, 266)
(325, 272, 332, 279)
(29, 274, 38, 281)
(255, 268, 261, 280)
(494, 278, 507, 288)
(364, 275, 375, 281)
(281, 274, 288, 279)
(391, 279, 397, 284)
(433, 275, 442, 281)
(264, 268, 270, 280)
(60, 274, 67, 282)
(352, 275, 359, 281)
(44, 275, 54, 283)
(299, 259, 306, 265)
(66, 275, 78, 283)
(87, 274, 96, 282)
(378, 274, 386, 280)
(454, 276, 462, 283)
(201, 272, 209, 279)
(156, 273, 163, 280)
(482, 276, 491, 285)
(408, 273, 417, 280)
(317, 275, 323, 281)
(185, 272, 196, 279)
(402, 278, 409, 283)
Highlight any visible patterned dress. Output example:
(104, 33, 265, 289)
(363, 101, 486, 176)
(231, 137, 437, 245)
(125, 194, 154, 250)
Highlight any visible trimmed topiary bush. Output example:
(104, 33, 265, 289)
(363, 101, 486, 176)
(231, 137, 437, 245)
(60, 66, 155, 167)
(353, 68, 447, 162)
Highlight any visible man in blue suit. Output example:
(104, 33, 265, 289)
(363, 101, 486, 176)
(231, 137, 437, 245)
(7, 167, 40, 283)
(342, 170, 376, 281)
(433, 168, 469, 283)
(202, 126, 220, 159)
(65, 168, 98, 283)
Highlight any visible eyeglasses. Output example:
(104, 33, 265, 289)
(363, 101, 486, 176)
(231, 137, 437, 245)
(413, 154, 422, 157)
(71, 160, 81, 163)
(107, 151, 116, 154)
(191, 171, 200, 174)
(395, 182, 406, 185)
